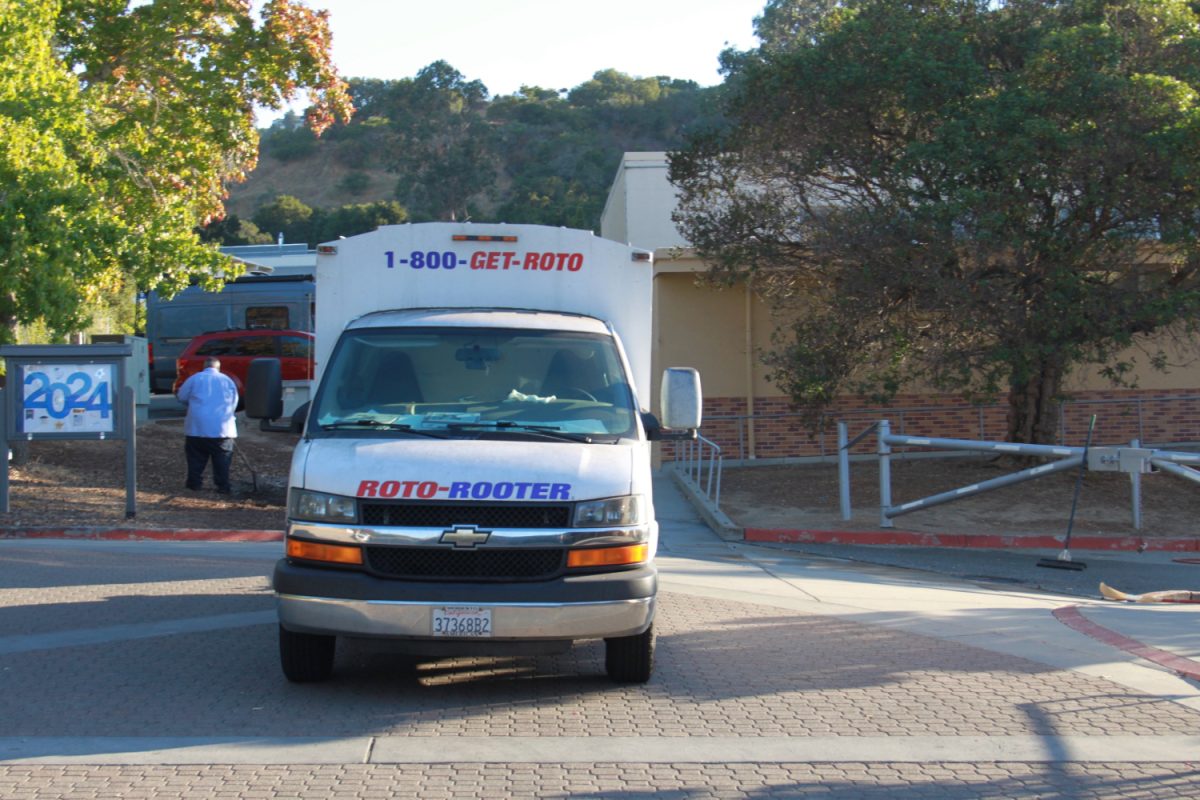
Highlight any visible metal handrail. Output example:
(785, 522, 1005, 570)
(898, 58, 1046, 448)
(674, 434, 723, 510)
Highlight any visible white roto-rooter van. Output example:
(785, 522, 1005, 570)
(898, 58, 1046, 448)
(247, 223, 701, 683)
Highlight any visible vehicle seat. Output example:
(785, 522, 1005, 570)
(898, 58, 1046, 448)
(542, 350, 604, 399)
(366, 351, 423, 405)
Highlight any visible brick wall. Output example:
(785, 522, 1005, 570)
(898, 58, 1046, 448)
(665, 388, 1200, 462)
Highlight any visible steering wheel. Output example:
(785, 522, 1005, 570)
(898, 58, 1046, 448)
(556, 387, 598, 402)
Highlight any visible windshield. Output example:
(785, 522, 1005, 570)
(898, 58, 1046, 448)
(311, 326, 637, 440)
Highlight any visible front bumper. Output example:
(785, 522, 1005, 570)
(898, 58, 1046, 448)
(274, 559, 657, 640)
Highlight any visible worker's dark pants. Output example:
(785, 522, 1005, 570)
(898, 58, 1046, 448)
(185, 437, 235, 491)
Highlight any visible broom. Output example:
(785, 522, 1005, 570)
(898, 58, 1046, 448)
(1037, 414, 1096, 571)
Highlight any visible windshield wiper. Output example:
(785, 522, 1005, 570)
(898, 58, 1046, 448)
(320, 420, 448, 438)
(445, 421, 594, 443)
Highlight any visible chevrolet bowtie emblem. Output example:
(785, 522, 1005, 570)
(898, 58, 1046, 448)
(440, 526, 491, 548)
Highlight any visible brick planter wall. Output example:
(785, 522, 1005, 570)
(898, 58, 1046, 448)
(663, 389, 1200, 462)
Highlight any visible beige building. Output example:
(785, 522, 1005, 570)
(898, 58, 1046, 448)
(601, 152, 1200, 459)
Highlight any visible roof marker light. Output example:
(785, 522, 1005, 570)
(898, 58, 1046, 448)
(452, 235, 518, 243)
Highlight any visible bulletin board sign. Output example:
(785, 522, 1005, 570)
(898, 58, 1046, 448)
(19, 362, 116, 435)
(1, 343, 137, 517)
(2, 344, 131, 441)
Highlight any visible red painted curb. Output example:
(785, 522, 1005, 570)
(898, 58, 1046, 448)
(0, 528, 283, 542)
(744, 527, 1200, 552)
(1053, 605, 1200, 681)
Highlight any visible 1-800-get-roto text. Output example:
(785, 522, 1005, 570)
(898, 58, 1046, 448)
(383, 250, 584, 272)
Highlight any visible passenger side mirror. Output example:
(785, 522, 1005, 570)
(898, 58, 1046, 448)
(659, 367, 702, 437)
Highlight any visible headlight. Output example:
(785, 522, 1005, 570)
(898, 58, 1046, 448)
(289, 489, 357, 522)
(573, 495, 642, 527)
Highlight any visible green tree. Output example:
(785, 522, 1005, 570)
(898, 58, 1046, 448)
(252, 195, 315, 246)
(0, 0, 351, 343)
(309, 200, 407, 244)
(671, 0, 1200, 444)
(1, 0, 122, 342)
(751, 0, 843, 51)
(567, 69, 664, 108)
(198, 215, 273, 246)
(388, 61, 497, 221)
(337, 171, 371, 195)
(264, 125, 318, 163)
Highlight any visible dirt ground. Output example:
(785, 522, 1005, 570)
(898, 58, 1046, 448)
(4, 419, 1199, 539)
(721, 456, 1200, 539)
(2, 415, 297, 532)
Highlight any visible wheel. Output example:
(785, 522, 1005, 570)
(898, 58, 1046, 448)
(604, 625, 654, 683)
(279, 625, 335, 682)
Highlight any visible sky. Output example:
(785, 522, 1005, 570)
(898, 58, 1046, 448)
(262, 0, 766, 122)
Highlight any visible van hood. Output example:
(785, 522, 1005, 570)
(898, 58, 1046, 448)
(295, 438, 634, 503)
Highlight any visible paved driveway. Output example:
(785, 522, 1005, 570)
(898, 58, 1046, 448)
(2, 483, 1198, 798)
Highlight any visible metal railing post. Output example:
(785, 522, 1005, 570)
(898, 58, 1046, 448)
(0, 388, 7, 514)
(838, 420, 851, 520)
(1130, 438, 1142, 530)
(700, 441, 710, 496)
(878, 419, 893, 528)
(124, 385, 137, 519)
(713, 453, 722, 509)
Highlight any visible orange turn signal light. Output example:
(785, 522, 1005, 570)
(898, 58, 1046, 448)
(567, 543, 648, 569)
(287, 538, 363, 565)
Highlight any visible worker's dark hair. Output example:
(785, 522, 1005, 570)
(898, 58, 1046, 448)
(205, 357, 221, 369)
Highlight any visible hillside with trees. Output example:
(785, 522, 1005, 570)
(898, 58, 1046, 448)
(218, 62, 720, 245)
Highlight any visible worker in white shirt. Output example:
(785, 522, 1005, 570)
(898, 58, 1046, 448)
(176, 357, 239, 494)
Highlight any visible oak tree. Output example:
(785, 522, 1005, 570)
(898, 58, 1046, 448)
(0, 0, 351, 342)
(670, 0, 1200, 443)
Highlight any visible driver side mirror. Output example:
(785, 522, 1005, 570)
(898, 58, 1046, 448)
(245, 358, 283, 420)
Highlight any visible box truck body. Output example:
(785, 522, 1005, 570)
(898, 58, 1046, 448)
(255, 223, 700, 683)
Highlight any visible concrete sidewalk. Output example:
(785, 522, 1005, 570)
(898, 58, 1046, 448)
(658, 472, 1200, 697)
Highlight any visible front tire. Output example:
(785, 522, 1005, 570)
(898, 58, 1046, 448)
(605, 624, 654, 683)
(279, 625, 335, 682)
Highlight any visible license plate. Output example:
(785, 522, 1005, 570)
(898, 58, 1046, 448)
(431, 607, 492, 638)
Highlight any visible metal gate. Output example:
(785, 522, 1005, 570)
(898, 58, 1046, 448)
(836, 419, 1200, 528)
